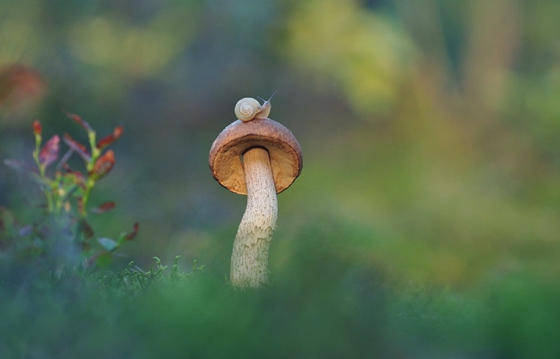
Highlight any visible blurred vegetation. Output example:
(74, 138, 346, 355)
(1, 0, 560, 356)
(2, 245, 560, 358)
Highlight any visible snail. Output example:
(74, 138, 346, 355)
(234, 91, 277, 122)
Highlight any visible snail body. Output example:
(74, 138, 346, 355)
(234, 92, 277, 122)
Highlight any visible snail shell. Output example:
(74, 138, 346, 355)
(234, 92, 276, 122)
(235, 98, 262, 122)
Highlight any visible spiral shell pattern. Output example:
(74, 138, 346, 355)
(235, 98, 261, 122)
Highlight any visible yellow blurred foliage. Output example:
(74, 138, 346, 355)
(283, 0, 416, 116)
(0, 0, 42, 65)
(68, 12, 194, 78)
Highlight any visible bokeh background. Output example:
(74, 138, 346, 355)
(1, 0, 560, 290)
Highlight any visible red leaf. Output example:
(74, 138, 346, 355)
(67, 113, 93, 133)
(33, 120, 42, 136)
(90, 150, 115, 179)
(39, 135, 60, 167)
(125, 222, 139, 241)
(90, 201, 116, 214)
(63, 133, 91, 161)
(96, 126, 124, 150)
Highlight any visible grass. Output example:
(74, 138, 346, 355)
(1, 249, 559, 359)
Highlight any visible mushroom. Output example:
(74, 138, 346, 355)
(209, 99, 302, 288)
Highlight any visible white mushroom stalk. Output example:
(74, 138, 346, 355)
(230, 147, 277, 287)
(209, 95, 302, 288)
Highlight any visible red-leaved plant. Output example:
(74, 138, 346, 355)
(1, 114, 138, 272)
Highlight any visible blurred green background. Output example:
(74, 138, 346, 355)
(1, 0, 560, 290)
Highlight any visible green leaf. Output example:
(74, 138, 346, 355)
(94, 252, 113, 268)
(97, 237, 118, 252)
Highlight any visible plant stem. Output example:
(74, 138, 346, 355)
(80, 178, 95, 217)
(33, 146, 54, 213)
(230, 147, 278, 288)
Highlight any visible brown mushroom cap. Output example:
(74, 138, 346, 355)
(209, 118, 303, 195)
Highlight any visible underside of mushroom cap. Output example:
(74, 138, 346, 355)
(209, 118, 303, 195)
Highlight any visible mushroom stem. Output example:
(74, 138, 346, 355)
(230, 147, 278, 288)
